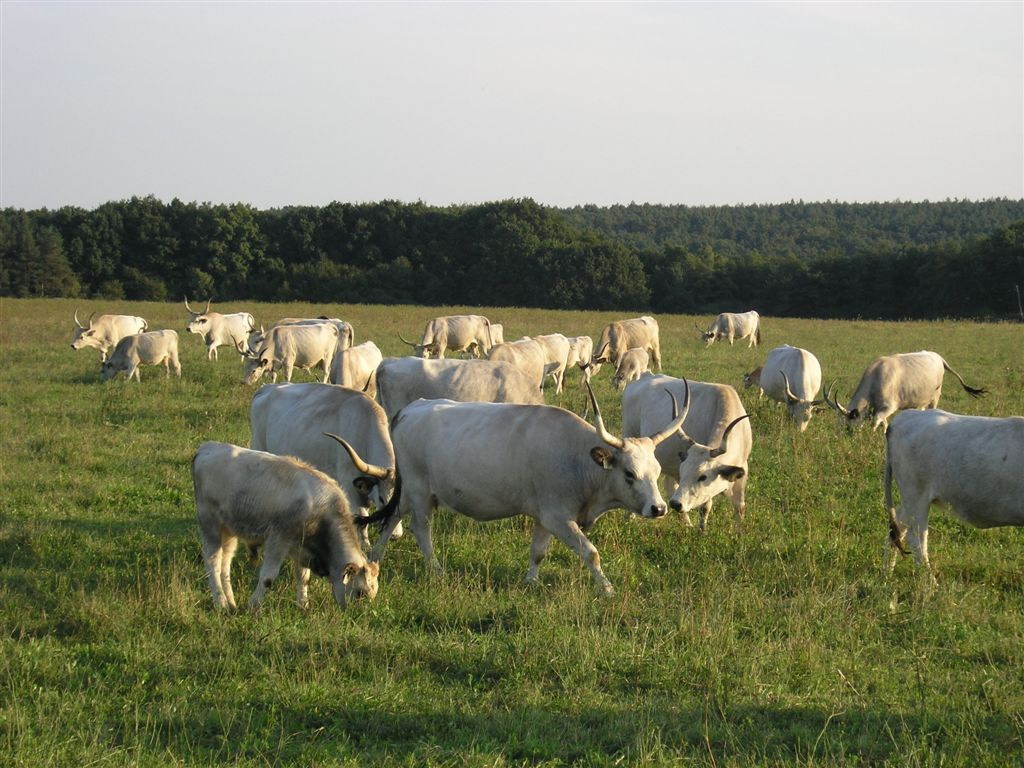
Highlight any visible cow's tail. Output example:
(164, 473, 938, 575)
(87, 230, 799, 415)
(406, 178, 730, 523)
(754, 323, 761, 346)
(884, 425, 909, 555)
(942, 359, 987, 398)
(354, 472, 402, 528)
(140, 317, 149, 333)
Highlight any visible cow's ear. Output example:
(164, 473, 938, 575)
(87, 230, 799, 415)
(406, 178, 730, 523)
(366, 562, 380, 577)
(590, 446, 615, 468)
(717, 465, 746, 482)
(344, 562, 359, 577)
(352, 476, 377, 497)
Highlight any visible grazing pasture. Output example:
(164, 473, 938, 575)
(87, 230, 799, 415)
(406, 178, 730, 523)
(2, 298, 1022, 766)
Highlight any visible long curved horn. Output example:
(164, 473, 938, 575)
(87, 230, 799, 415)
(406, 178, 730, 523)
(397, 333, 418, 348)
(184, 296, 193, 313)
(86, 311, 96, 327)
(591, 341, 610, 365)
(823, 380, 849, 415)
(709, 414, 751, 458)
(585, 381, 624, 450)
(230, 335, 251, 357)
(780, 371, 800, 404)
(694, 321, 707, 338)
(323, 432, 391, 479)
(204, 298, 212, 313)
(650, 378, 692, 446)
(74, 309, 84, 328)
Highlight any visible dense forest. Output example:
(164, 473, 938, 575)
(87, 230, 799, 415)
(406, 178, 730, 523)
(1, 197, 1022, 320)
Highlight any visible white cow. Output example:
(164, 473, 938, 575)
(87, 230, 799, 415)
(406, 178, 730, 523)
(192, 441, 381, 612)
(375, 357, 543, 419)
(250, 382, 401, 547)
(600, 347, 649, 392)
(884, 409, 1024, 581)
(370, 384, 689, 595)
(623, 374, 752, 531)
(744, 345, 823, 431)
(565, 335, 595, 386)
(531, 333, 571, 393)
(70, 310, 148, 362)
(183, 298, 256, 360)
(489, 323, 505, 346)
(824, 350, 987, 431)
(487, 338, 550, 392)
(242, 322, 340, 385)
(697, 311, 761, 347)
(400, 314, 493, 359)
(590, 316, 662, 376)
(101, 330, 181, 382)
(329, 341, 383, 395)
(250, 317, 354, 355)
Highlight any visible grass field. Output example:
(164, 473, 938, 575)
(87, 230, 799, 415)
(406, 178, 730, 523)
(2, 297, 1022, 767)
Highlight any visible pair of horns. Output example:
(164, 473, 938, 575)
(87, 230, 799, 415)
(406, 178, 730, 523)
(822, 380, 849, 415)
(780, 371, 824, 406)
(584, 381, 688, 450)
(73, 309, 96, 329)
(323, 432, 392, 479)
(667, 377, 749, 458)
(184, 296, 211, 314)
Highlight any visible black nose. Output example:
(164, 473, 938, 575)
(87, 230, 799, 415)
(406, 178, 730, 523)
(669, 499, 682, 512)
(651, 504, 667, 518)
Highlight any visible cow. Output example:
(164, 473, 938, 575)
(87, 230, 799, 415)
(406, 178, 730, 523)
(589, 316, 662, 377)
(183, 298, 256, 360)
(399, 314, 493, 359)
(369, 383, 690, 595)
(192, 441, 382, 612)
(599, 347, 650, 392)
(70, 310, 148, 362)
(884, 409, 1024, 583)
(697, 310, 761, 348)
(250, 382, 401, 547)
(101, 330, 181, 382)
(375, 357, 543, 419)
(823, 350, 987, 431)
(743, 345, 823, 431)
(622, 374, 752, 531)
(329, 341, 383, 395)
(531, 333, 571, 393)
(249, 317, 354, 355)
(565, 335, 595, 386)
(241, 322, 340, 385)
(489, 323, 505, 346)
(487, 338, 550, 392)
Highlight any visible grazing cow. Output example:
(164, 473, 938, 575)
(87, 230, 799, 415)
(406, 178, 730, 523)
(531, 333, 571, 393)
(249, 317, 354, 355)
(697, 310, 761, 347)
(590, 316, 662, 377)
(70, 310, 148, 362)
(183, 298, 256, 360)
(399, 314, 493, 359)
(101, 330, 181, 382)
(250, 382, 401, 547)
(565, 335, 595, 386)
(744, 345, 823, 431)
(242, 322, 340, 385)
(329, 341, 383, 395)
(623, 374, 752, 531)
(487, 338, 550, 392)
(824, 350, 987, 431)
(375, 357, 543, 419)
(884, 409, 1024, 581)
(370, 383, 689, 595)
(599, 347, 649, 392)
(192, 441, 381, 611)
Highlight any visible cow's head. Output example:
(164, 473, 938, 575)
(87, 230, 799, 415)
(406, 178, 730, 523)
(70, 310, 100, 351)
(781, 371, 823, 432)
(184, 297, 213, 334)
(586, 382, 687, 520)
(100, 358, 119, 381)
(333, 561, 380, 607)
(695, 322, 716, 347)
(666, 380, 750, 514)
(398, 333, 435, 358)
(241, 346, 271, 384)
(823, 380, 863, 430)
(322, 432, 398, 513)
(742, 366, 763, 390)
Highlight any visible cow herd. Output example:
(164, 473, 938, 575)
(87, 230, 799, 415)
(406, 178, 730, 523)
(70, 304, 1024, 610)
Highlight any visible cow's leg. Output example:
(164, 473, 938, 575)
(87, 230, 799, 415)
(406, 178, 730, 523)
(283, 362, 295, 382)
(697, 500, 714, 532)
(651, 345, 662, 372)
(541, 516, 614, 596)
(295, 565, 311, 609)
(200, 524, 230, 609)
(525, 524, 554, 584)
(171, 354, 181, 378)
(248, 538, 288, 612)
(902, 503, 936, 585)
(728, 475, 747, 529)
(128, 365, 140, 382)
(219, 535, 238, 610)
(409, 497, 441, 573)
(368, 505, 405, 563)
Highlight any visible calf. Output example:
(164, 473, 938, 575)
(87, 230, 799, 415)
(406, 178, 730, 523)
(242, 322, 340, 385)
(101, 330, 181, 382)
(192, 441, 381, 611)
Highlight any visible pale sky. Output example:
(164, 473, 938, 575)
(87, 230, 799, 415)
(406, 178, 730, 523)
(2, 1, 1022, 210)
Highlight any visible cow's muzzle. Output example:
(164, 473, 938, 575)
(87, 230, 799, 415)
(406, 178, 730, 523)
(650, 504, 667, 518)
(668, 499, 682, 512)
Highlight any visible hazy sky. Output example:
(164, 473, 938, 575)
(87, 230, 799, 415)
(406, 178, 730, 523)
(2, 1, 1021, 210)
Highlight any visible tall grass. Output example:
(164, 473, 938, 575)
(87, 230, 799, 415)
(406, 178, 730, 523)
(2, 298, 1022, 766)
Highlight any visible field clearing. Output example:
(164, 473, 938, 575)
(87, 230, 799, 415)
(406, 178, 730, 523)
(1, 297, 1022, 766)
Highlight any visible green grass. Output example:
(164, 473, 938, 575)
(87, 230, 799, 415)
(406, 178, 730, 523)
(2, 297, 1022, 766)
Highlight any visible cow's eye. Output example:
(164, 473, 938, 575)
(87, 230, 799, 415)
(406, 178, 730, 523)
(624, 470, 636, 484)
(698, 474, 708, 482)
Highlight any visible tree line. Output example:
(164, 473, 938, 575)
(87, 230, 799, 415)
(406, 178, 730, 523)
(1, 196, 1022, 320)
